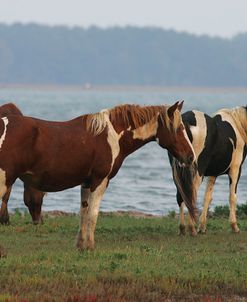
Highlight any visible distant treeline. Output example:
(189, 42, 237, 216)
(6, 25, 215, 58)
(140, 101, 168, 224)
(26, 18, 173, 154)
(0, 23, 247, 86)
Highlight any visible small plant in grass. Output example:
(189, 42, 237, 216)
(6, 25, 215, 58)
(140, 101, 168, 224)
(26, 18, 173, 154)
(213, 202, 247, 218)
(213, 205, 229, 217)
(237, 202, 247, 217)
(168, 210, 176, 218)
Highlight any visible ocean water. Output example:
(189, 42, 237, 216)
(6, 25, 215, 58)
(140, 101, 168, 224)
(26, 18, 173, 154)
(0, 87, 246, 215)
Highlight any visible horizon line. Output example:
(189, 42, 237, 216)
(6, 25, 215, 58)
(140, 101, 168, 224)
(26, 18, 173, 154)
(0, 21, 245, 40)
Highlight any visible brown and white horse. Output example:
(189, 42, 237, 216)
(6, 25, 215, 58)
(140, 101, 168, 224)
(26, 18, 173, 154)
(0, 101, 195, 250)
(0, 103, 45, 224)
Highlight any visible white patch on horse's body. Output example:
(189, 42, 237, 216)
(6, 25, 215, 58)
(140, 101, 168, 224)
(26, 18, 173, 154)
(0, 117, 9, 149)
(219, 111, 245, 174)
(0, 168, 7, 198)
(104, 112, 124, 171)
(132, 117, 158, 140)
(190, 111, 207, 157)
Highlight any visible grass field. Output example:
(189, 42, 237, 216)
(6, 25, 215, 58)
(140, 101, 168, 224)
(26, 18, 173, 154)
(1, 209, 247, 302)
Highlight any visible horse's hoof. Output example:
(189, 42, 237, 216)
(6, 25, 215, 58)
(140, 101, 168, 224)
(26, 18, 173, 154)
(231, 223, 240, 234)
(178, 225, 186, 236)
(33, 218, 43, 225)
(198, 229, 207, 235)
(188, 226, 197, 237)
(0, 216, 10, 225)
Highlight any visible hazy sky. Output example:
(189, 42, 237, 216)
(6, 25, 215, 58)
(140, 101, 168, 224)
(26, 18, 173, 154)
(1, 0, 247, 37)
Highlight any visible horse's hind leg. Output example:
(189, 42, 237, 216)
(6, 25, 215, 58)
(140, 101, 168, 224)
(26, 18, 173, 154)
(228, 169, 241, 233)
(198, 176, 216, 234)
(177, 193, 186, 236)
(0, 186, 12, 225)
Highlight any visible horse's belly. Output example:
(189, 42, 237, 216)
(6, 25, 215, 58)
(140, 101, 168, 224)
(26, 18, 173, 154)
(204, 153, 231, 176)
(20, 169, 88, 192)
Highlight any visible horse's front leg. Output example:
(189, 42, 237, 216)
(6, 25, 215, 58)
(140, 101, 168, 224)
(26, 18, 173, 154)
(176, 187, 186, 236)
(87, 178, 108, 250)
(77, 178, 108, 251)
(76, 185, 91, 251)
(198, 176, 216, 234)
(188, 174, 201, 236)
(0, 186, 12, 225)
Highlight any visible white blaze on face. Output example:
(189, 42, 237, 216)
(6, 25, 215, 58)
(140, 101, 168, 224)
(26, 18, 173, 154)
(0, 117, 9, 149)
(190, 111, 207, 158)
(132, 117, 158, 141)
(0, 168, 7, 198)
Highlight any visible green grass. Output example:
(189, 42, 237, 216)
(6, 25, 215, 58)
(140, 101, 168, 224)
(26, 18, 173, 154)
(1, 212, 247, 301)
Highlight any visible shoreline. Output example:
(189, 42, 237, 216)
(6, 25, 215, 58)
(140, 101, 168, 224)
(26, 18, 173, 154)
(12, 209, 216, 219)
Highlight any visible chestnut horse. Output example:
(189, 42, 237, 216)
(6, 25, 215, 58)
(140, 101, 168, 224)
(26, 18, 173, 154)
(0, 103, 45, 224)
(0, 101, 195, 250)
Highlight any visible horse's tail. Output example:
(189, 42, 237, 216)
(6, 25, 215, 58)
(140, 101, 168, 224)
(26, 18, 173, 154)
(171, 158, 197, 221)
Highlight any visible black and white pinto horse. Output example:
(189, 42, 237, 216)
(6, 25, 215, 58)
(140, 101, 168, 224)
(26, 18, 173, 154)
(169, 106, 247, 235)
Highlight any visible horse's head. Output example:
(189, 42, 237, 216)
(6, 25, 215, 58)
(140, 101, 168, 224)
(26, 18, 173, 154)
(156, 101, 195, 167)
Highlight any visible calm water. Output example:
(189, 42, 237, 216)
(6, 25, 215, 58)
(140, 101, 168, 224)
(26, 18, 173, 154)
(0, 87, 246, 215)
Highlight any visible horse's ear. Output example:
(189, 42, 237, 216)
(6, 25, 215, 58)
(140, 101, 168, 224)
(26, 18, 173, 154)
(167, 101, 179, 121)
(177, 100, 184, 112)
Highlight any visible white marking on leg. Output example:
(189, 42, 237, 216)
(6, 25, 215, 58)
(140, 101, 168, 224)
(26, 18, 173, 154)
(0, 168, 7, 199)
(77, 185, 91, 249)
(199, 176, 216, 233)
(86, 178, 108, 249)
(179, 202, 185, 226)
(188, 173, 201, 236)
(0, 117, 9, 149)
(228, 147, 243, 233)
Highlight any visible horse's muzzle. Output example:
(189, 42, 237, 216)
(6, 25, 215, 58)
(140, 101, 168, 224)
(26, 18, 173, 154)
(178, 154, 194, 168)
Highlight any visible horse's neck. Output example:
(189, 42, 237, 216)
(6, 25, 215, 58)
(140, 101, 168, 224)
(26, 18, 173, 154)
(118, 117, 158, 156)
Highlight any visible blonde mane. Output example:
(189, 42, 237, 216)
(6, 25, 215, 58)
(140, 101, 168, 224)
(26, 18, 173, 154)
(85, 104, 182, 136)
(216, 106, 247, 144)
